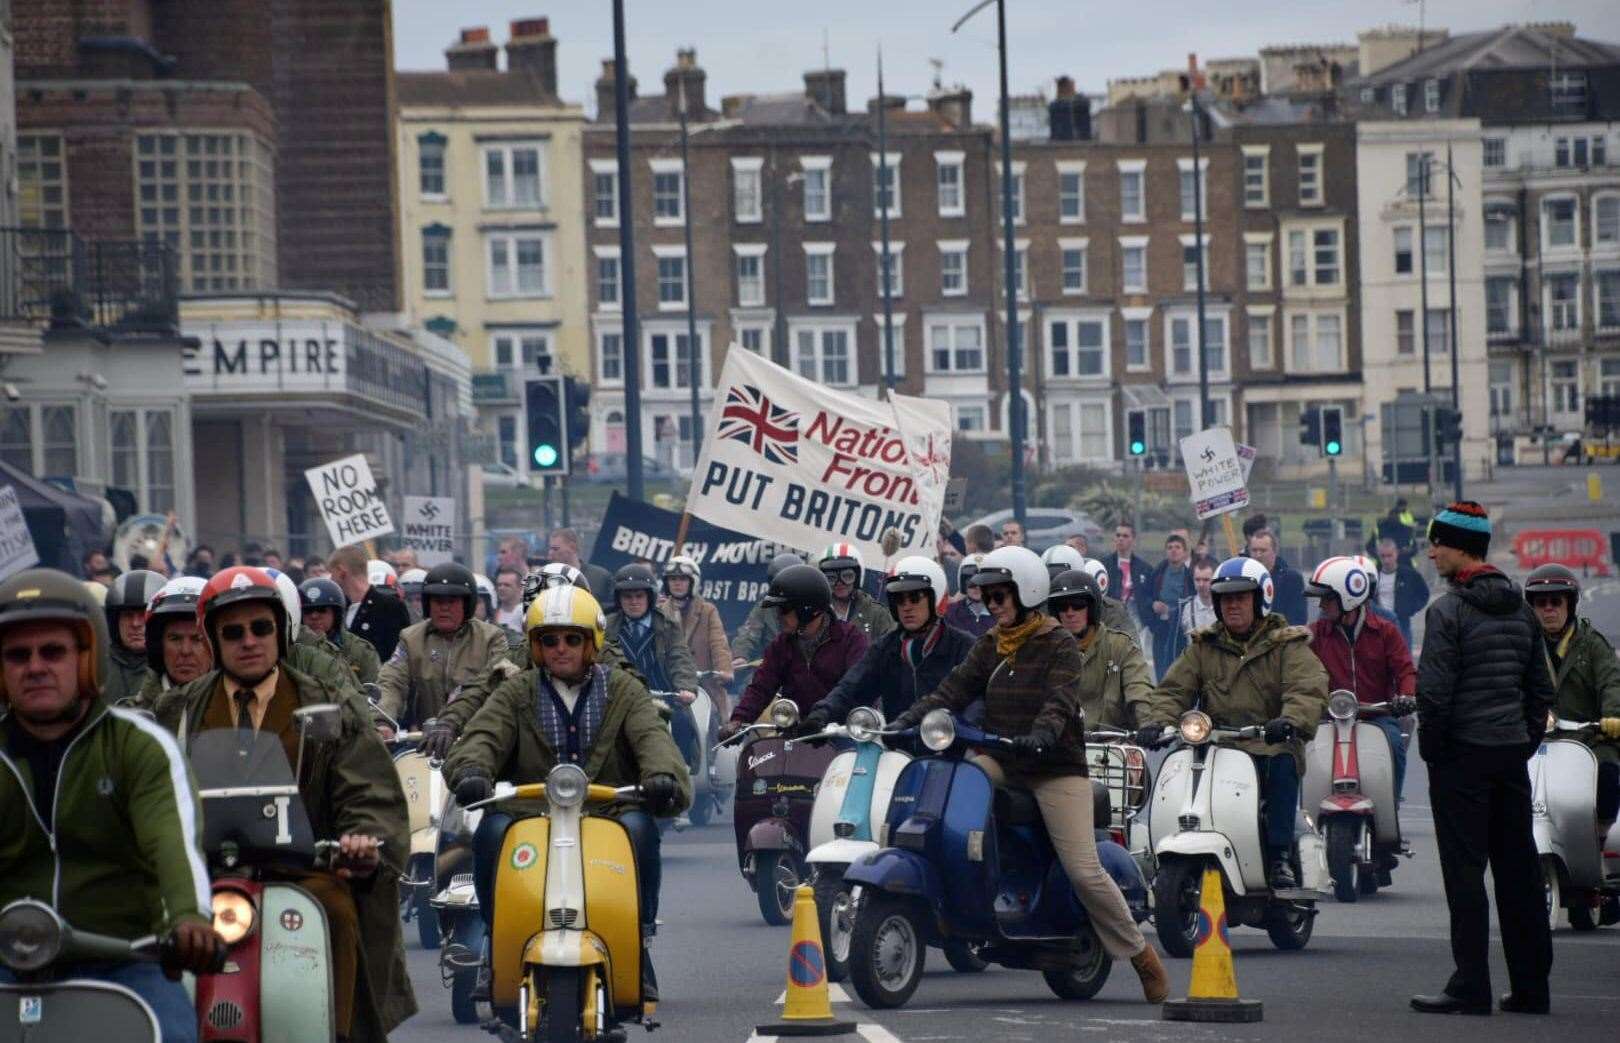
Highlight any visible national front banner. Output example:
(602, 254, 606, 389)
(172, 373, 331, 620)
(687, 349, 952, 568)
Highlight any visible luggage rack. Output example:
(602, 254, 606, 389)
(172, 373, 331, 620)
(1085, 742, 1149, 831)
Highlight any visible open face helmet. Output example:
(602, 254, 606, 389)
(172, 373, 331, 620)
(196, 566, 289, 661)
(0, 568, 111, 700)
(969, 546, 1049, 612)
(1079, 557, 1111, 597)
(1040, 543, 1086, 581)
(885, 555, 949, 620)
(1305, 556, 1371, 613)
(1211, 556, 1274, 617)
(144, 575, 207, 674)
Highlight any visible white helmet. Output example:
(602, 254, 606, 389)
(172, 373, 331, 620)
(1212, 556, 1275, 615)
(664, 554, 702, 591)
(539, 562, 588, 590)
(1041, 543, 1086, 579)
(885, 555, 949, 618)
(969, 545, 1049, 610)
(474, 573, 497, 616)
(1079, 557, 1110, 596)
(1306, 556, 1372, 613)
(147, 574, 206, 612)
(398, 567, 427, 595)
(367, 559, 398, 589)
(1350, 554, 1379, 595)
(815, 542, 865, 576)
(263, 567, 302, 640)
(958, 552, 984, 589)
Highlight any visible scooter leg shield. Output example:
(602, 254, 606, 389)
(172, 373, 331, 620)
(580, 816, 644, 1012)
(255, 882, 336, 1043)
(491, 817, 551, 1007)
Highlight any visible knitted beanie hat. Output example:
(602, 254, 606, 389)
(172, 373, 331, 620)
(1428, 500, 1491, 559)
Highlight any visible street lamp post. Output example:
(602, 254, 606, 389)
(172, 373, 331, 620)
(678, 81, 703, 469)
(876, 49, 898, 396)
(611, 0, 643, 501)
(1445, 140, 1463, 503)
(953, 0, 1025, 527)
(1189, 87, 1210, 429)
(1416, 151, 1435, 497)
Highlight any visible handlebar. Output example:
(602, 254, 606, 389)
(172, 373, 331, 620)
(1551, 718, 1599, 732)
(462, 780, 642, 811)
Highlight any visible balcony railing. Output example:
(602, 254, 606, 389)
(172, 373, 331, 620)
(0, 227, 179, 333)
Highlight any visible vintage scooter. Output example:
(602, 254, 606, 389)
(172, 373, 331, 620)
(718, 699, 842, 925)
(1303, 691, 1405, 902)
(1146, 710, 1329, 957)
(373, 696, 443, 948)
(0, 899, 206, 1042)
(463, 766, 652, 1042)
(430, 795, 486, 1024)
(647, 685, 727, 827)
(1535, 716, 1620, 931)
(187, 707, 356, 1042)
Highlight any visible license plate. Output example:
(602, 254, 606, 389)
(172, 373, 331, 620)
(19, 996, 41, 1025)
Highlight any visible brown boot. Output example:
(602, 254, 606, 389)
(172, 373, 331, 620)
(1131, 944, 1170, 1003)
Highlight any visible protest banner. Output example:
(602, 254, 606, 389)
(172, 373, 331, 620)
(401, 496, 456, 566)
(1180, 426, 1250, 520)
(590, 491, 793, 632)
(686, 348, 952, 570)
(304, 453, 394, 548)
(0, 485, 40, 580)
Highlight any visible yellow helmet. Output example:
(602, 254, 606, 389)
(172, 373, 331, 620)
(525, 583, 606, 651)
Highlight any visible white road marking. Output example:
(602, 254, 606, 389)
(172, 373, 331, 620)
(748, 1021, 903, 1043)
(773, 982, 851, 1004)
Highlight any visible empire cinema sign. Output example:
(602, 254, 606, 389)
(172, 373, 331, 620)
(181, 318, 430, 410)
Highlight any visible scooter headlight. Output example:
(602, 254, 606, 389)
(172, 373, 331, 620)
(1178, 710, 1213, 745)
(920, 709, 956, 753)
(211, 888, 256, 946)
(547, 764, 589, 810)
(768, 698, 800, 732)
(0, 900, 63, 973)
(846, 707, 885, 744)
(1328, 691, 1359, 722)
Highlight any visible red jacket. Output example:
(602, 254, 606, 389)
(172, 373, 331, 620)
(1307, 609, 1416, 704)
(730, 618, 869, 724)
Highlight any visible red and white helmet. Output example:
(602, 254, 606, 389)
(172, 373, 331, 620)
(367, 559, 399, 590)
(1306, 556, 1372, 612)
(196, 566, 288, 659)
(1079, 557, 1110, 596)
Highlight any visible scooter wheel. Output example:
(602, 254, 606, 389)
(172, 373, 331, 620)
(1042, 925, 1110, 1000)
(451, 967, 479, 1024)
(1326, 817, 1362, 903)
(848, 894, 926, 1009)
(814, 873, 854, 983)
(1151, 859, 1202, 958)
(1568, 894, 1599, 932)
(1264, 902, 1314, 951)
(756, 852, 803, 926)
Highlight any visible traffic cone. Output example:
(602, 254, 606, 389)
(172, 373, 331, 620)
(1161, 865, 1263, 1023)
(755, 884, 857, 1037)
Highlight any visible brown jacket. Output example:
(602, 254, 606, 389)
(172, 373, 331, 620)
(665, 595, 730, 699)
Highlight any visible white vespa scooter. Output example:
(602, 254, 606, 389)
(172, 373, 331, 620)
(1147, 710, 1330, 957)
(650, 686, 729, 827)
(1302, 691, 1406, 902)
(1535, 716, 1620, 931)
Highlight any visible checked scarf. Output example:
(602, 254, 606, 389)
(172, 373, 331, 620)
(535, 665, 609, 763)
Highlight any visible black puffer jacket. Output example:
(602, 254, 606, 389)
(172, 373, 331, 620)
(813, 621, 977, 723)
(1416, 566, 1554, 762)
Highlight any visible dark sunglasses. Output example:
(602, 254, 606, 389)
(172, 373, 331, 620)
(1051, 598, 1091, 614)
(538, 632, 586, 649)
(824, 568, 859, 584)
(982, 587, 1015, 606)
(219, 618, 276, 642)
(2, 642, 73, 665)
(890, 590, 931, 606)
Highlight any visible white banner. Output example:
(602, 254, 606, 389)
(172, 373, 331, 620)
(400, 496, 456, 566)
(1180, 426, 1250, 519)
(304, 454, 394, 548)
(687, 349, 952, 569)
(0, 485, 39, 580)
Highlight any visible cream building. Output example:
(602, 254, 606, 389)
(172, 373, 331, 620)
(396, 20, 589, 482)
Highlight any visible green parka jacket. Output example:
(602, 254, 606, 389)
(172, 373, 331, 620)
(103, 644, 150, 707)
(1546, 617, 1620, 765)
(375, 617, 511, 727)
(1075, 624, 1154, 729)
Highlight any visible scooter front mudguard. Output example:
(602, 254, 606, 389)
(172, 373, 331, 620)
(0, 980, 160, 1042)
(746, 818, 802, 855)
(807, 837, 880, 867)
(843, 847, 943, 900)
(1154, 834, 1250, 897)
(1097, 838, 1150, 921)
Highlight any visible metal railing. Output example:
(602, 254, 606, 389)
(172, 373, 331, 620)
(0, 227, 179, 333)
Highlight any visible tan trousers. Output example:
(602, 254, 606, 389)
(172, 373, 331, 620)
(974, 755, 1146, 960)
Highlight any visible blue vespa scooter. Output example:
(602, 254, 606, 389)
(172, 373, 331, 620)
(842, 710, 1146, 1009)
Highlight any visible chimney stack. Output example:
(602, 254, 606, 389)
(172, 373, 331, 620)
(1048, 77, 1091, 141)
(663, 48, 707, 120)
(506, 17, 558, 96)
(927, 86, 973, 129)
(595, 58, 638, 122)
(804, 69, 847, 114)
(447, 27, 499, 72)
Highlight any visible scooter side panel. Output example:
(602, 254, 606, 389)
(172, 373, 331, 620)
(1302, 723, 1335, 816)
(1208, 747, 1268, 893)
(394, 750, 440, 840)
(580, 817, 642, 1011)
(871, 750, 911, 831)
(1353, 722, 1400, 845)
(843, 847, 942, 897)
(492, 816, 550, 1005)
(809, 750, 858, 849)
(1540, 740, 1602, 886)
(259, 883, 335, 1043)
(1147, 748, 1196, 857)
(0, 980, 158, 1042)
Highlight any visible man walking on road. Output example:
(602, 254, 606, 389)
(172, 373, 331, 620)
(1376, 537, 1430, 646)
(1411, 501, 1553, 1017)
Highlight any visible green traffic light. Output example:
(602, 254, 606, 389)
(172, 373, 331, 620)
(534, 443, 559, 468)
(1325, 441, 1341, 456)
(1130, 441, 1145, 455)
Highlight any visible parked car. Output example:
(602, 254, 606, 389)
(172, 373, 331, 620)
(964, 507, 1105, 549)
(480, 461, 524, 487)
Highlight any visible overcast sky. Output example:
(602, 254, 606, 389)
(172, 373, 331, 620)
(392, 0, 1620, 116)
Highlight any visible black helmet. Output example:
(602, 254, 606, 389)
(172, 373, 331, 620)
(0, 568, 110, 701)
(612, 563, 658, 614)
(143, 576, 206, 674)
(420, 562, 477, 620)
(299, 578, 347, 636)
(104, 569, 165, 651)
(1524, 563, 1580, 609)
(766, 552, 805, 582)
(1047, 568, 1101, 617)
(761, 564, 831, 622)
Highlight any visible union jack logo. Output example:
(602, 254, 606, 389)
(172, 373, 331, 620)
(718, 384, 800, 465)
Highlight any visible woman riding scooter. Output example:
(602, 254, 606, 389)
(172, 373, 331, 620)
(892, 546, 1170, 1002)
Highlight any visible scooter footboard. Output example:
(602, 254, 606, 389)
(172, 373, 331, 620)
(0, 980, 159, 1042)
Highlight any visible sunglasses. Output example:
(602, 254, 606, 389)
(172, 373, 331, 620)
(219, 618, 277, 643)
(891, 590, 931, 606)
(1052, 599, 1091, 614)
(2, 642, 73, 666)
(539, 632, 586, 649)
(824, 568, 859, 584)
(982, 587, 1015, 606)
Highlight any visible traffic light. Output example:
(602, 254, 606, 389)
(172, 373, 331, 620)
(1127, 412, 1147, 457)
(1434, 406, 1463, 448)
(1298, 406, 1321, 450)
(524, 374, 570, 476)
(1321, 407, 1344, 457)
(564, 376, 591, 450)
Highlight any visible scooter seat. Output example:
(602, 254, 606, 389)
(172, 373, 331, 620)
(994, 786, 1042, 826)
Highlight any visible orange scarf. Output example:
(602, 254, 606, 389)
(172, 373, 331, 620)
(994, 612, 1048, 659)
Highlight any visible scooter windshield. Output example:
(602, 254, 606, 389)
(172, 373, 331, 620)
(190, 728, 317, 866)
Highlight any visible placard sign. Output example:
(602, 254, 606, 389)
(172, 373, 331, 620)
(304, 454, 394, 548)
(0, 485, 40, 579)
(401, 496, 456, 566)
(1180, 426, 1250, 520)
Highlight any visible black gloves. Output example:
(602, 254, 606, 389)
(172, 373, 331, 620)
(420, 719, 457, 760)
(797, 706, 832, 737)
(1135, 725, 1166, 748)
(455, 772, 492, 806)
(1390, 696, 1418, 719)
(1009, 733, 1049, 759)
(642, 773, 680, 816)
(718, 719, 746, 742)
(1262, 718, 1296, 745)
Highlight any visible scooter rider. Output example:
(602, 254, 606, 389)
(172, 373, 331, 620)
(731, 552, 804, 666)
(943, 553, 994, 637)
(663, 555, 734, 720)
(1523, 563, 1620, 845)
(815, 543, 896, 641)
(1041, 543, 1086, 582)
(1304, 557, 1417, 803)
(604, 564, 700, 762)
(0, 568, 224, 1043)
(1138, 557, 1329, 890)
(890, 546, 1171, 1003)
(300, 577, 383, 685)
(152, 565, 416, 1041)
(443, 585, 689, 998)
(128, 575, 212, 709)
(102, 569, 166, 705)
(373, 563, 511, 736)
(1048, 568, 1153, 729)
(800, 555, 975, 731)
(719, 565, 869, 739)
(1080, 557, 1141, 640)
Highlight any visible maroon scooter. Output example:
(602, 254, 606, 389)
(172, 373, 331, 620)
(721, 699, 842, 925)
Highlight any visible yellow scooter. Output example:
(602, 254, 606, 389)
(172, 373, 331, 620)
(464, 764, 650, 1042)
